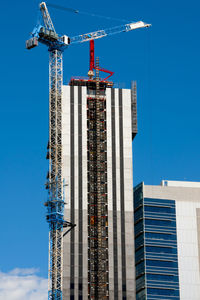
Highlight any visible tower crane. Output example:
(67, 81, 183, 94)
(26, 2, 150, 300)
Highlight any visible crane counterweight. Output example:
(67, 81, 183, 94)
(26, 37, 38, 50)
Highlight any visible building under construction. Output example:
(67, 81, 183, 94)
(62, 73, 137, 299)
(25, 3, 150, 299)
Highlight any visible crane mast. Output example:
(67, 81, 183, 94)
(48, 48, 64, 300)
(26, 2, 66, 299)
(26, 2, 151, 299)
(41, 5, 65, 299)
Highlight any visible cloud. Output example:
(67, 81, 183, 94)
(0, 268, 48, 300)
(9, 268, 40, 276)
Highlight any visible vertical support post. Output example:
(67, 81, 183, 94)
(131, 81, 137, 140)
(88, 40, 95, 79)
(47, 49, 64, 300)
(89, 40, 95, 71)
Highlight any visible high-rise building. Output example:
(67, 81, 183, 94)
(134, 180, 200, 300)
(62, 78, 137, 299)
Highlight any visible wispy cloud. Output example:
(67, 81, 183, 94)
(0, 268, 47, 300)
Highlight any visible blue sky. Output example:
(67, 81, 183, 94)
(0, 0, 200, 297)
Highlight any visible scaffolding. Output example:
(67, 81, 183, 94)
(131, 81, 138, 140)
(87, 58, 109, 299)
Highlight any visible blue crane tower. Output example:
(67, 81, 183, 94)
(26, 2, 150, 299)
(26, 3, 70, 299)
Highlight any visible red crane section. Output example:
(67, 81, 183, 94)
(89, 40, 95, 71)
(88, 40, 114, 81)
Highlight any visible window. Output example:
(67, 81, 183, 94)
(134, 186, 143, 210)
(136, 260, 145, 278)
(134, 194, 143, 210)
(147, 287, 179, 296)
(146, 246, 177, 254)
(134, 206, 143, 223)
(133, 195, 180, 299)
(145, 219, 175, 227)
(135, 233, 144, 250)
(136, 288, 146, 300)
(135, 247, 144, 264)
(136, 275, 145, 291)
(147, 273, 178, 282)
(144, 205, 173, 214)
(145, 232, 176, 241)
(135, 220, 144, 237)
(144, 198, 175, 207)
(146, 259, 177, 268)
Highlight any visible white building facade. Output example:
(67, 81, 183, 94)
(62, 82, 137, 299)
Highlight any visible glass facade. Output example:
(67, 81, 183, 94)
(134, 183, 180, 300)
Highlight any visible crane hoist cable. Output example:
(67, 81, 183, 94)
(47, 3, 79, 14)
(47, 2, 131, 22)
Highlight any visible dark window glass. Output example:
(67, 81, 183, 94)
(136, 260, 145, 278)
(144, 198, 175, 207)
(136, 288, 146, 300)
(135, 247, 144, 264)
(145, 232, 176, 241)
(147, 273, 178, 282)
(134, 190, 143, 210)
(146, 259, 177, 268)
(135, 206, 143, 223)
(145, 219, 175, 227)
(135, 233, 144, 250)
(144, 205, 173, 214)
(147, 287, 179, 296)
(133, 196, 180, 300)
(135, 220, 144, 236)
(146, 246, 177, 254)
(136, 275, 145, 291)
